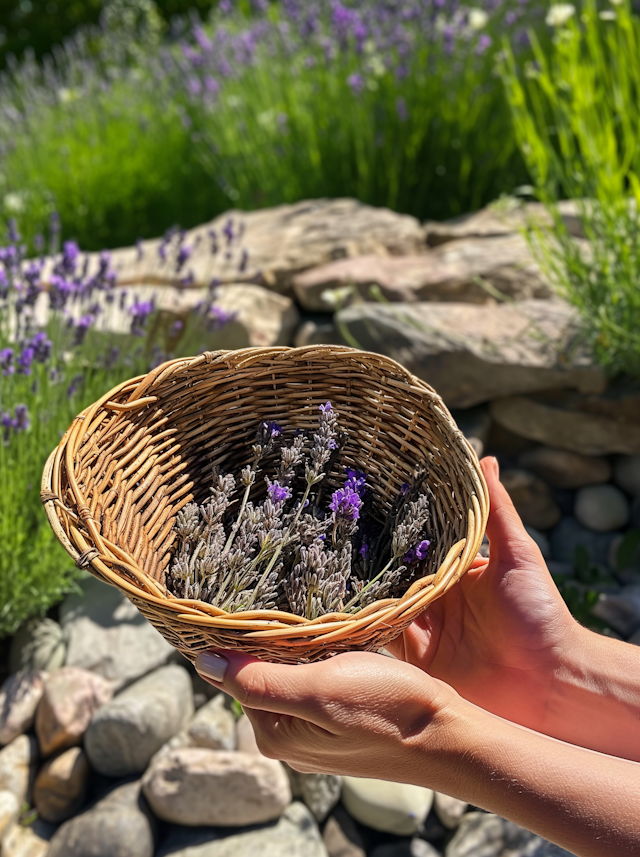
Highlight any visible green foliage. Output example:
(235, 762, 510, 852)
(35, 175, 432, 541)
(499, 0, 640, 378)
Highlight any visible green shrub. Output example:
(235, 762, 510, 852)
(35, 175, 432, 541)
(499, 0, 640, 377)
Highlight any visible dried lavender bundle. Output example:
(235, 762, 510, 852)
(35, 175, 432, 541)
(167, 403, 434, 618)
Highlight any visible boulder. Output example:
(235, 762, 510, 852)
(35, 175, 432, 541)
(46, 780, 156, 857)
(518, 446, 611, 490)
(590, 585, 640, 638)
(155, 801, 326, 857)
(322, 805, 367, 857)
(60, 576, 174, 691)
(500, 470, 561, 531)
(2, 819, 54, 857)
(9, 618, 65, 674)
(549, 517, 617, 567)
(613, 454, 640, 496)
(433, 792, 469, 830)
(292, 233, 555, 311)
(0, 734, 38, 804)
(159, 694, 237, 756)
(33, 746, 90, 823)
(35, 667, 113, 757)
(142, 747, 291, 826)
(341, 777, 433, 836)
(445, 811, 575, 856)
(84, 664, 193, 777)
(335, 300, 604, 409)
(574, 485, 629, 533)
(0, 671, 46, 745)
(288, 771, 342, 822)
(66, 199, 426, 296)
(0, 790, 20, 845)
(424, 199, 583, 246)
(491, 387, 640, 456)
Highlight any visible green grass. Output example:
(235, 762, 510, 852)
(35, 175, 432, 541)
(499, 0, 640, 377)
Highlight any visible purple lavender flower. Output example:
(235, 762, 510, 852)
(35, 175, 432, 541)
(7, 219, 20, 244)
(263, 420, 282, 438)
(0, 270, 8, 301)
(330, 484, 363, 522)
(129, 299, 155, 336)
(359, 543, 369, 559)
(72, 314, 95, 346)
(267, 480, 292, 502)
(238, 249, 249, 273)
(17, 346, 35, 375)
(61, 241, 80, 275)
(0, 348, 14, 376)
(476, 35, 492, 55)
(347, 73, 364, 94)
(223, 218, 234, 245)
(14, 404, 29, 430)
(404, 539, 430, 565)
(345, 468, 366, 497)
(206, 305, 236, 331)
(26, 332, 52, 363)
(66, 373, 84, 398)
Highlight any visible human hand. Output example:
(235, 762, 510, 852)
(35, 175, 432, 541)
(194, 648, 462, 786)
(386, 456, 579, 733)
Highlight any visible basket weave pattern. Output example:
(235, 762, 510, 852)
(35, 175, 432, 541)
(42, 346, 488, 663)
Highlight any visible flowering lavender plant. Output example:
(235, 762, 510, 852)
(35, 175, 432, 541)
(168, 402, 433, 619)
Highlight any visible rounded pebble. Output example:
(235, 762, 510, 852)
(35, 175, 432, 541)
(574, 484, 629, 533)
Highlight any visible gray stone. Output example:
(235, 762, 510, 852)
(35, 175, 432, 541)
(0, 671, 46, 745)
(142, 747, 291, 827)
(445, 811, 575, 857)
(336, 300, 604, 409)
(424, 199, 584, 246)
(549, 517, 617, 567)
(155, 802, 325, 857)
(84, 664, 193, 777)
(2, 819, 54, 857)
(500, 470, 561, 531)
(574, 484, 629, 533)
(60, 575, 174, 691)
(33, 746, 90, 823)
(296, 772, 342, 822)
(491, 387, 640, 456)
(9, 618, 65, 674)
(322, 805, 366, 857)
(518, 446, 611, 490)
(47, 780, 156, 857)
(371, 841, 442, 857)
(36, 666, 113, 758)
(613, 454, 640, 495)
(590, 585, 640, 637)
(159, 694, 237, 756)
(341, 777, 433, 836)
(292, 233, 555, 311)
(0, 734, 38, 805)
(433, 792, 469, 830)
(294, 319, 343, 348)
(0, 790, 20, 845)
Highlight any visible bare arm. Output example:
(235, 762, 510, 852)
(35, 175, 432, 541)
(196, 649, 640, 857)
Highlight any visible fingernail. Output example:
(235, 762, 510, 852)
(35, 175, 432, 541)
(491, 456, 500, 477)
(195, 652, 229, 683)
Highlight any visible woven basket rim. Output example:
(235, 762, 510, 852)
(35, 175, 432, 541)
(42, 345, 489, 650)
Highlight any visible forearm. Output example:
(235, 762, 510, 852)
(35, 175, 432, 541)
(417, 699, 640, 857)
(543, 624, 640, 761)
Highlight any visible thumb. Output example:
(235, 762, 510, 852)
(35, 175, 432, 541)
(480, 457, 543, 568)
(194, 649, 328, 724)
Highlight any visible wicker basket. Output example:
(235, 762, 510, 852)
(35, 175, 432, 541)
(42, 346, 488, 664)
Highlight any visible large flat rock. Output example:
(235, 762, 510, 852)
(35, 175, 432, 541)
(336, 299, 605, 408)
(491, 386, 640, 455)
(50, 199, 426, 296)
(293, 233, 554, 311)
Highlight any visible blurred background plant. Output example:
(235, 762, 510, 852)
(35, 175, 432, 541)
(499, 0, 640, 378)
(0, 0, 544, 251)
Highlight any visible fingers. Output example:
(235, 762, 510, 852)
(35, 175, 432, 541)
(195, 649, 329, 724)
(480, 457, 543, 568)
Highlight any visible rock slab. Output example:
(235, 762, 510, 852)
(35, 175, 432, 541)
(60, 575, 174, 691)
(85, 664, 193, 777)
(33, 746, 90, 823)
(341, 777, 434, 836)
(518, 446, 611, 490)
(0, 789, 20, 845)
(47, 781, 156, 857)
(445, 811, 575, 856)
(336, 300, 604, 409)
(0, 671, 46, 746)
(142, 747, 291, 826)
(35, 666, 113, 757)
(0, 734, 38, 804)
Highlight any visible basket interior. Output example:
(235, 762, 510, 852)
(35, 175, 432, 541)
(60, 349, 480, 601)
